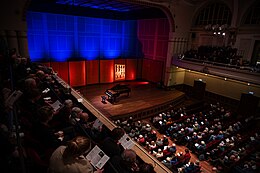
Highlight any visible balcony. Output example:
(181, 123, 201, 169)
(172, 57, 260, 86)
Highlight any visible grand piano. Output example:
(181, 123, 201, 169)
(105, 84, 131, 103)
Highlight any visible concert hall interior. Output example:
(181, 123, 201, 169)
(0, 0, 260, 173)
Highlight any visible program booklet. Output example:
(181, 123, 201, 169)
(86, 145, 109, 169)
(50, 100, 62, 111)
(119, 134, 135, 149)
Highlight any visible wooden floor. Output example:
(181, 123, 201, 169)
(77, 81, 185, 118)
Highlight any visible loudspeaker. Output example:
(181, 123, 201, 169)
(193, 80, 206, 100)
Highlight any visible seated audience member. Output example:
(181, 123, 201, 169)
(19, 88, 44, 124)
(23, 77, 37, 92)
(135, 121, 142, 130)
(156, 138, 164, 149)
(137, 135, 146, 145)
(145, 124, 152, 132)
(195, 141, 206, 152)
(149, 141, 157, 152)
(148, 130, 157, 142)
(127, 117, 133, 127)
(168, 143, 177, 153)
(129, 129, 136, 138)
(163, 146, 172, 158)
(139, 163, 156, 173)
(194, 160, 201, 172)
(69, 107, 83, 125)
(184, 149, 191, 164)
(51, 99, 74, 129)
(124, 124, 131, 133)
(49, 136, 102, 173)
(101, 127, 125, 157)
(105, 149, 138, 173)
(32, 106, 63, 150)
(156, 149, 164, 160)
(177, 152, 185, 164)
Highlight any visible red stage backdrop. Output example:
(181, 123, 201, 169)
(86, 60, 99, 84)
(69, 61, 86, 86)
(126, 59, 137, 80)
(100, 60, 114, 83)
(51, 62, 69, 83)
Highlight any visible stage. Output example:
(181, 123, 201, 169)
(76, 81, 186, 120)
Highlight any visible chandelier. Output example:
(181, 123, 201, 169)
(204, 24, 229, 36)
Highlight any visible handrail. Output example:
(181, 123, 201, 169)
(53, 75, 172, 173)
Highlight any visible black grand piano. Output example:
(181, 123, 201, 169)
(105, 84, 131, 103)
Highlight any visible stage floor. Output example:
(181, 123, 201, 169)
(76, 81, 185, 118)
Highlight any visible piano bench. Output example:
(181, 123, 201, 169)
(101, 95, 107, 102)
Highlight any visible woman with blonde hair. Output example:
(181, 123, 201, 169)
(49, 136, 102, 173)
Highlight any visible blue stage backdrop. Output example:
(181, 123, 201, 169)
(27, 12, 141, 62)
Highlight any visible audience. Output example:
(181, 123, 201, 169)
(49, 136, 102, 173)
(115, 100, 259, 173)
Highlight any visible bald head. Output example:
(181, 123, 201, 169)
(122, 149, 136, 163)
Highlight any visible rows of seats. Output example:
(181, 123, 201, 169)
(116, 100, 259, 173)
(150, 102, 259, 172)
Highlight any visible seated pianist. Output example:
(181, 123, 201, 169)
(105, 84, 131, 103)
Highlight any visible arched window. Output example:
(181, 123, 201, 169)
(195, 2, 232, 26)
(243, 1, 260, 25)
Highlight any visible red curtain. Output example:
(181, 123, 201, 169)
(86, 60, 99, 84)
(99, 60, 114, 83)
(68, 61, 86, 87)
(50, 62, 69, 83)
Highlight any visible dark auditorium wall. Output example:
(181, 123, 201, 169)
(137, 18, 169, 83)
